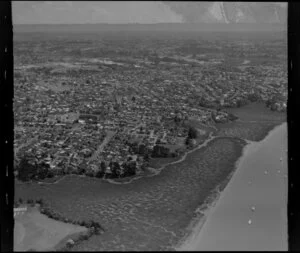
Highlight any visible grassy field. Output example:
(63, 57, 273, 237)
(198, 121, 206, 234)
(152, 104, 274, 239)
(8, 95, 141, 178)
(14, 205, 87, 251)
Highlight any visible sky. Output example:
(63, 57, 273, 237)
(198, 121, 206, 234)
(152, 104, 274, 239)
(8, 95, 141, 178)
(12, 1, 183, 24)
(12, 1, 287, 25)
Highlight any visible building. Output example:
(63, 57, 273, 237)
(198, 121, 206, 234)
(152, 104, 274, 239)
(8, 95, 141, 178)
(14, 207, 27, 217)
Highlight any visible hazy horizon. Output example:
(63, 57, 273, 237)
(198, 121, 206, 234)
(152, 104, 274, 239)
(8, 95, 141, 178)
(13, 1, 287, 25)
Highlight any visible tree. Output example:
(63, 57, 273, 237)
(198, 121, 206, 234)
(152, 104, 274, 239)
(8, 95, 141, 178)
(86, 220, 93, 228)
(36, 162, 50, 180)
(185, 137, 190, 146)
(36, 198, 44, 205)
(78, 163, 86, 175)
(111, 162, 121, 178)
(156, 139, 162, 145)
(129, 142, 139, 154)
(47, 170, 54, 178)
(100, 161, 106, 173)
(95, 162, 106, 179)
(248, 93, 259, 102)
(95, 170, 103, 178)
(186, 137, 196, 147)
(152, 145, 170, 158)
(122, 161, 137, 177)
(93, 222, 103, 235)
(227, 113, 238, 121)
(17, 156, 38, 182)
(137, 144, 147, 155)
(86, 171, 95, 177)
(143, 153, 150, 163)
(171, 152, 177, 158)
(188, 127, 198, 139)
(93, 224, 102, 235)
(27, 199, 34, 205)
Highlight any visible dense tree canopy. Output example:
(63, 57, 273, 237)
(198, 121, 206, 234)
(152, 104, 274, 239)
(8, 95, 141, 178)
(110, 162, 122, 178)
(122, 161, 137, 177)
(151, 145, 170, 158)
(16, 157, 38, 181)
(188, 126, 198, 139)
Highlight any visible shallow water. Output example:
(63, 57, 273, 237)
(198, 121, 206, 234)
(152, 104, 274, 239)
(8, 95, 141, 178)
(181, 123, 287, 251)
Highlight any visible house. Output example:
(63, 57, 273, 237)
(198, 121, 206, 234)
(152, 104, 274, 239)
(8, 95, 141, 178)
(14, 207, 27, 217)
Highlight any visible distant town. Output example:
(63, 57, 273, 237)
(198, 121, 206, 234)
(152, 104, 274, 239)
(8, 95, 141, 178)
(13, 30, 287, 183)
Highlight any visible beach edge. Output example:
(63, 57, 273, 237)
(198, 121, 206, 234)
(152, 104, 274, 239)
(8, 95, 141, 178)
(174, 121, 287, 251)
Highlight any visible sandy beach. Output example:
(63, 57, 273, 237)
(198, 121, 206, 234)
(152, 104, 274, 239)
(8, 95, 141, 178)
(177, 122, 287, 251)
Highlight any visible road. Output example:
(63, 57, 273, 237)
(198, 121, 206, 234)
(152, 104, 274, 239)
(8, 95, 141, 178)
(89, 131, 116, 162)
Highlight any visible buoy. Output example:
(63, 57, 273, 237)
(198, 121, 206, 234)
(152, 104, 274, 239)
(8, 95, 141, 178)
(248, 219, 252, 225)
(280, 157, 283, 161)
(278, 170, 281, 173)
(264, 170, 268, 175)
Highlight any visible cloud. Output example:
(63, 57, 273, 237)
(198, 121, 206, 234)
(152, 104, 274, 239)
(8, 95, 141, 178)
(12, 1, 183, 24)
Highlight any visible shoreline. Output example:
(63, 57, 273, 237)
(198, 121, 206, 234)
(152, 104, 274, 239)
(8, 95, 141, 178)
(14, 120, 286, 251)
(21, 132, 216, 186)
(17, 117, 282, 187)
(174, 137, 249, 251)
(175, 121, 287, 251)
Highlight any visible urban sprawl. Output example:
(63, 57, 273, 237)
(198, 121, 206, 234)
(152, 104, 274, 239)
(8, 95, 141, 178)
(14, 33, 287, 181)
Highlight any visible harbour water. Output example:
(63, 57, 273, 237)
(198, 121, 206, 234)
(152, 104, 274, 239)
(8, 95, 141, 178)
(179, 122, 287, 251)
